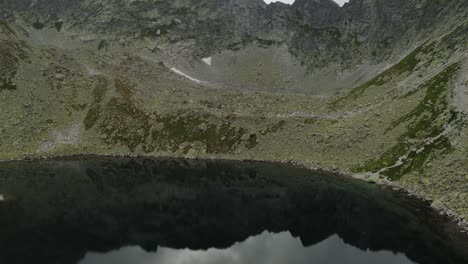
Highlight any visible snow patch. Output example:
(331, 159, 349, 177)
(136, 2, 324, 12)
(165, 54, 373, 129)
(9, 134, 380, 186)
(202, 57, 212, 66)
(170, 67, 203, 84)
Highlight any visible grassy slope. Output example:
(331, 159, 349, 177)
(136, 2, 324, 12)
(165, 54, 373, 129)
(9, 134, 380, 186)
(0, 18, 467, 223)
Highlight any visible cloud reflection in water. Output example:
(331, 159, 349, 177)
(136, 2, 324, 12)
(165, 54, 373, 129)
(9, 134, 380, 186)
(79, 231, 413, 264)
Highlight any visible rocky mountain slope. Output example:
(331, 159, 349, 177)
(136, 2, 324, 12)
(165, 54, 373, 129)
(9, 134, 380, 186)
(0, 0, 467, 227)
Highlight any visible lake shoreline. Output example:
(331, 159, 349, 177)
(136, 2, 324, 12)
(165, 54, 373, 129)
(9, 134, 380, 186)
(1, 152, 467, 235)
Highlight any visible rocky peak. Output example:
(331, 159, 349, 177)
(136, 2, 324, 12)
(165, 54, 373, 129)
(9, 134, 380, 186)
(293, 0, 340, 8)
(0, 0, 465, 69)
(291, 0, 343, 27)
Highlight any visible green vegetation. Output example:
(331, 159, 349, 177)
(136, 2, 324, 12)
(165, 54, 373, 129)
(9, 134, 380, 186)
(260, 120, 286, 135)
(0, 77, 16, 91)
(54, 21, 63, 32)
(84, 78, 108, 130)
(100, 96, 152, 152)
(152, 114, 247, 154)
(390, 62, 462, 136)
(304, 118, 318, 125)
(0, 40, 29, 92)
(100, 104, 248, 154)
(246, 134, 258, 149)
(85, 77, 251, 154)
(97, 40, 109, 51)
(0, 20, 15, 35)
(0, 0, 466, 230)
(354, 62, 462, 180)
(330, 42, 437, 108)
(382, 137, 453, 179)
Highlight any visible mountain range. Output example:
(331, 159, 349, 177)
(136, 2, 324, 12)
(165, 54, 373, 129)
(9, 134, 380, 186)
(0, 0, 467, 228)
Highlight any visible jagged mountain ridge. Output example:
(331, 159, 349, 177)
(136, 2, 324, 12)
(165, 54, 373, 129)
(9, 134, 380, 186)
(0, 0, 467, 229)
(1, 0, 464, 68)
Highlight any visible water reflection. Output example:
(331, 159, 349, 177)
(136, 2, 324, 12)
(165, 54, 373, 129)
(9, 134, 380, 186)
(0, 157, 467, 264)
(80, 232, 413, 264)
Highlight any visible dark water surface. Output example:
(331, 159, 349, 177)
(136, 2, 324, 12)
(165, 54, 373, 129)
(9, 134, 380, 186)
(0, 157, 467, 264)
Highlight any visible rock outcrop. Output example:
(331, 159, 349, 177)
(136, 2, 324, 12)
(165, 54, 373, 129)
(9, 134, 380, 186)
(0, 0, 467, 228)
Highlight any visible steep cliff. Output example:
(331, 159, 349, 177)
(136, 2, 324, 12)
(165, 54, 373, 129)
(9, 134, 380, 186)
(0, 0, 467, 227)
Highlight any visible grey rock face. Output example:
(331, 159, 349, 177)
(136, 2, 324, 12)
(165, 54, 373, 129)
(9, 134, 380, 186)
(0, 0, 467, 229)
(2, 0, 465, 69)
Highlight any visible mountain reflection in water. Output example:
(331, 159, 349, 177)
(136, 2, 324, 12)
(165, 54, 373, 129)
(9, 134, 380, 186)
(79, 232, 413, 264)
(0, 157, 467, 264)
